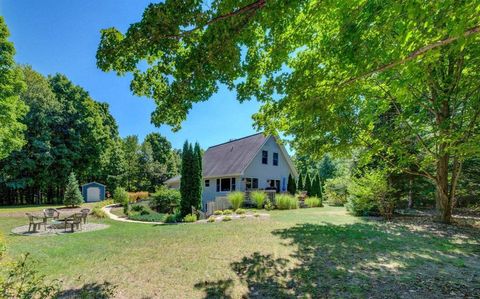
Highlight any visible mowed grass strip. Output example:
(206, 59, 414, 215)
(1, 206, 479, 298)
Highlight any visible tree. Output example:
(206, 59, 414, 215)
(297, 173, 304, 191)
(180, 141, 194, 217)
(0, 17, 28, 159)
(192, 142, 203, 210)
(122, 135, 141, 191)
(96, 1, 480, 223)
(311, 174, 322, 198)
(319, 155, 337, 184)
(63, 173, 83, 207)
(304, 174, 312, 196)
(287, 174, 296, 195)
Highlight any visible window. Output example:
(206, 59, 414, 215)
(205, 179, 210, 187)
(246, 178, 259, 190)
(262, 150, 268, 164)
(231, 178, 236, 191)
(216, 179, 220, 192)
(221, 178, 231, 191)
(273, 152, 279, 166)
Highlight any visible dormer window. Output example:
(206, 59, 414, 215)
(262, 150, 268, 164)
(273, 152, 279, 166)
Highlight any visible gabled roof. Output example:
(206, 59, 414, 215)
(81, 181, 105, 187)
(203, 133, 268, 178)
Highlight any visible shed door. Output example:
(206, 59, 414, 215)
(87, 187, 100, 202)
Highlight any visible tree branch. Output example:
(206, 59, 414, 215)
(160, 0, 266, 40)
(341, 25, 480, 86)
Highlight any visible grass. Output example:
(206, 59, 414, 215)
(1, 206, 479, 298)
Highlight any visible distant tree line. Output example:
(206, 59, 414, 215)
(0, 18, 179, 205)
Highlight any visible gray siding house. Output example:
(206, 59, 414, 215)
(165, 133, 297, 210)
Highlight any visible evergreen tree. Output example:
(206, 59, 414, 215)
(319, 155, 337, 184)
(312, 174, 322, 198)
(287, 174, 297, 195)
(63, 173, 83, 207)
(180, 141, 193, 216)
(305, 174, 312, 196)
(297, 173, 304, 191)
(192, 142, 203, 210)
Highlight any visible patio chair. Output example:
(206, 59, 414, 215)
(80, 208, 90, 224)
(26, 213, 45, 232)
(64, 213, 83, 232)
(43, 208, 60, 220)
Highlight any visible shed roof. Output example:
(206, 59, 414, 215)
(81, 181, 105, 187)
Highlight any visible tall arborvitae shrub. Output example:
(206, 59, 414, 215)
(180, 141, 192, 217)
(287, 174, 297, 195)
(312, 174, 322, 198)
(63, 172, 84, 207)
(297, 173, 304, 191)
(305, 174, 312, 196)
(192, 142, 203, 210)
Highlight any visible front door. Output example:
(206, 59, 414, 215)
(87, 187, 100, 202)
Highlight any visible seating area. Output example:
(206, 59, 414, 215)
(25, 208, 90, 233)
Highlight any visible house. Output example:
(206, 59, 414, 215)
(165, 133, 298, 210)
(81, 182, 106, 202)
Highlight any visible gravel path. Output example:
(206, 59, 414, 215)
(11, 223, 109, 236)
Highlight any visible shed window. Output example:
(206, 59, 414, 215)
(231, 178, 236, 191)
(216, 179, 220, 192)
(205, 179, 210, 187)
(273, 152, 279, 166)
(262, 150, 268, 164)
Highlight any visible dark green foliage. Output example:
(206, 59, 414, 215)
(304, 174, 312, 196)
(180, 141, 202, 217)
(149, 187, 181, 213)
(113, 187, 129, 205)
(0, 17, 28, 159)
(297, 173, 304, 191)
(287, 174, 297, 195)
(319, 155, 337, 183)
(128, 211, 166, 222)
(63, 173, 84, 207)
(311, 174, 322, 199)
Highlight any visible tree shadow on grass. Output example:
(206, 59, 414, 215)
(195, 222, 480, 298)
(56, 281, 117, 298)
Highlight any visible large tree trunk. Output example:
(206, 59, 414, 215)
(435, 151, 452, 223)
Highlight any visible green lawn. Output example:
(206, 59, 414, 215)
(1, 206, 479, 298)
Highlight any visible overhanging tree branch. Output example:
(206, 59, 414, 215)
(341, 25, 480, 86)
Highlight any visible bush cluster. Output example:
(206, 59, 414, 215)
(235, 208, 246, 215)
(183, 213, 197, 223)
(213, 210, 223, 215)
(276, 194, 298, 210)
(113, 187, 129, 205)
(304, 196, 322, 208)
(227, 191, 245, 210)
(91, 199, 114, 218)
(128, 212, 166, 222)
(223, 209, 233, 215)
(323, 176, 349, 206)
(149, 187, 181, 213)
(127, 191, 149, 203)
(250, 191, 266, 208)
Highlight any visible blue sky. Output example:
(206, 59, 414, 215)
(1, 1, 262, 150)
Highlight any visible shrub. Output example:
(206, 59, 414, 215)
(250, 191, 266, 208)
(223, 216, 232, 221)
(276, 194, 298, 210)
(304, 196, 322, 208)
(207, 216, 216, 223)
(63, 172, 84, 207)
(254, 213, 260, 217)
(235, 208, 246, 215)
(149, 187, 181, 213)
(128, 212, 166, 222)
(347, 170, 394, 219)
(213, 210, 223, 215)
(0, 232, 5, 260)
(164, 212, 181, 223)
(131, 204, 145, 212)
(0, 253, 61, 298)
(227, 191, 245, 210)
(240, 214, 246, 219)
(264, 199, 274, 211)
(113, 187, 129, 205)
(223, 209, 233, 215)
(91, 199, 114, 218)
(183, 213, 197, 223)
(323, 176, 349, 206)
(127, 191, 149, 203)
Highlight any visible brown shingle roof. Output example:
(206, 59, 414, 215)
(202, 133, 268, 177)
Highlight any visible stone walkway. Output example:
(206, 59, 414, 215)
(11, 223, 109, 237)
